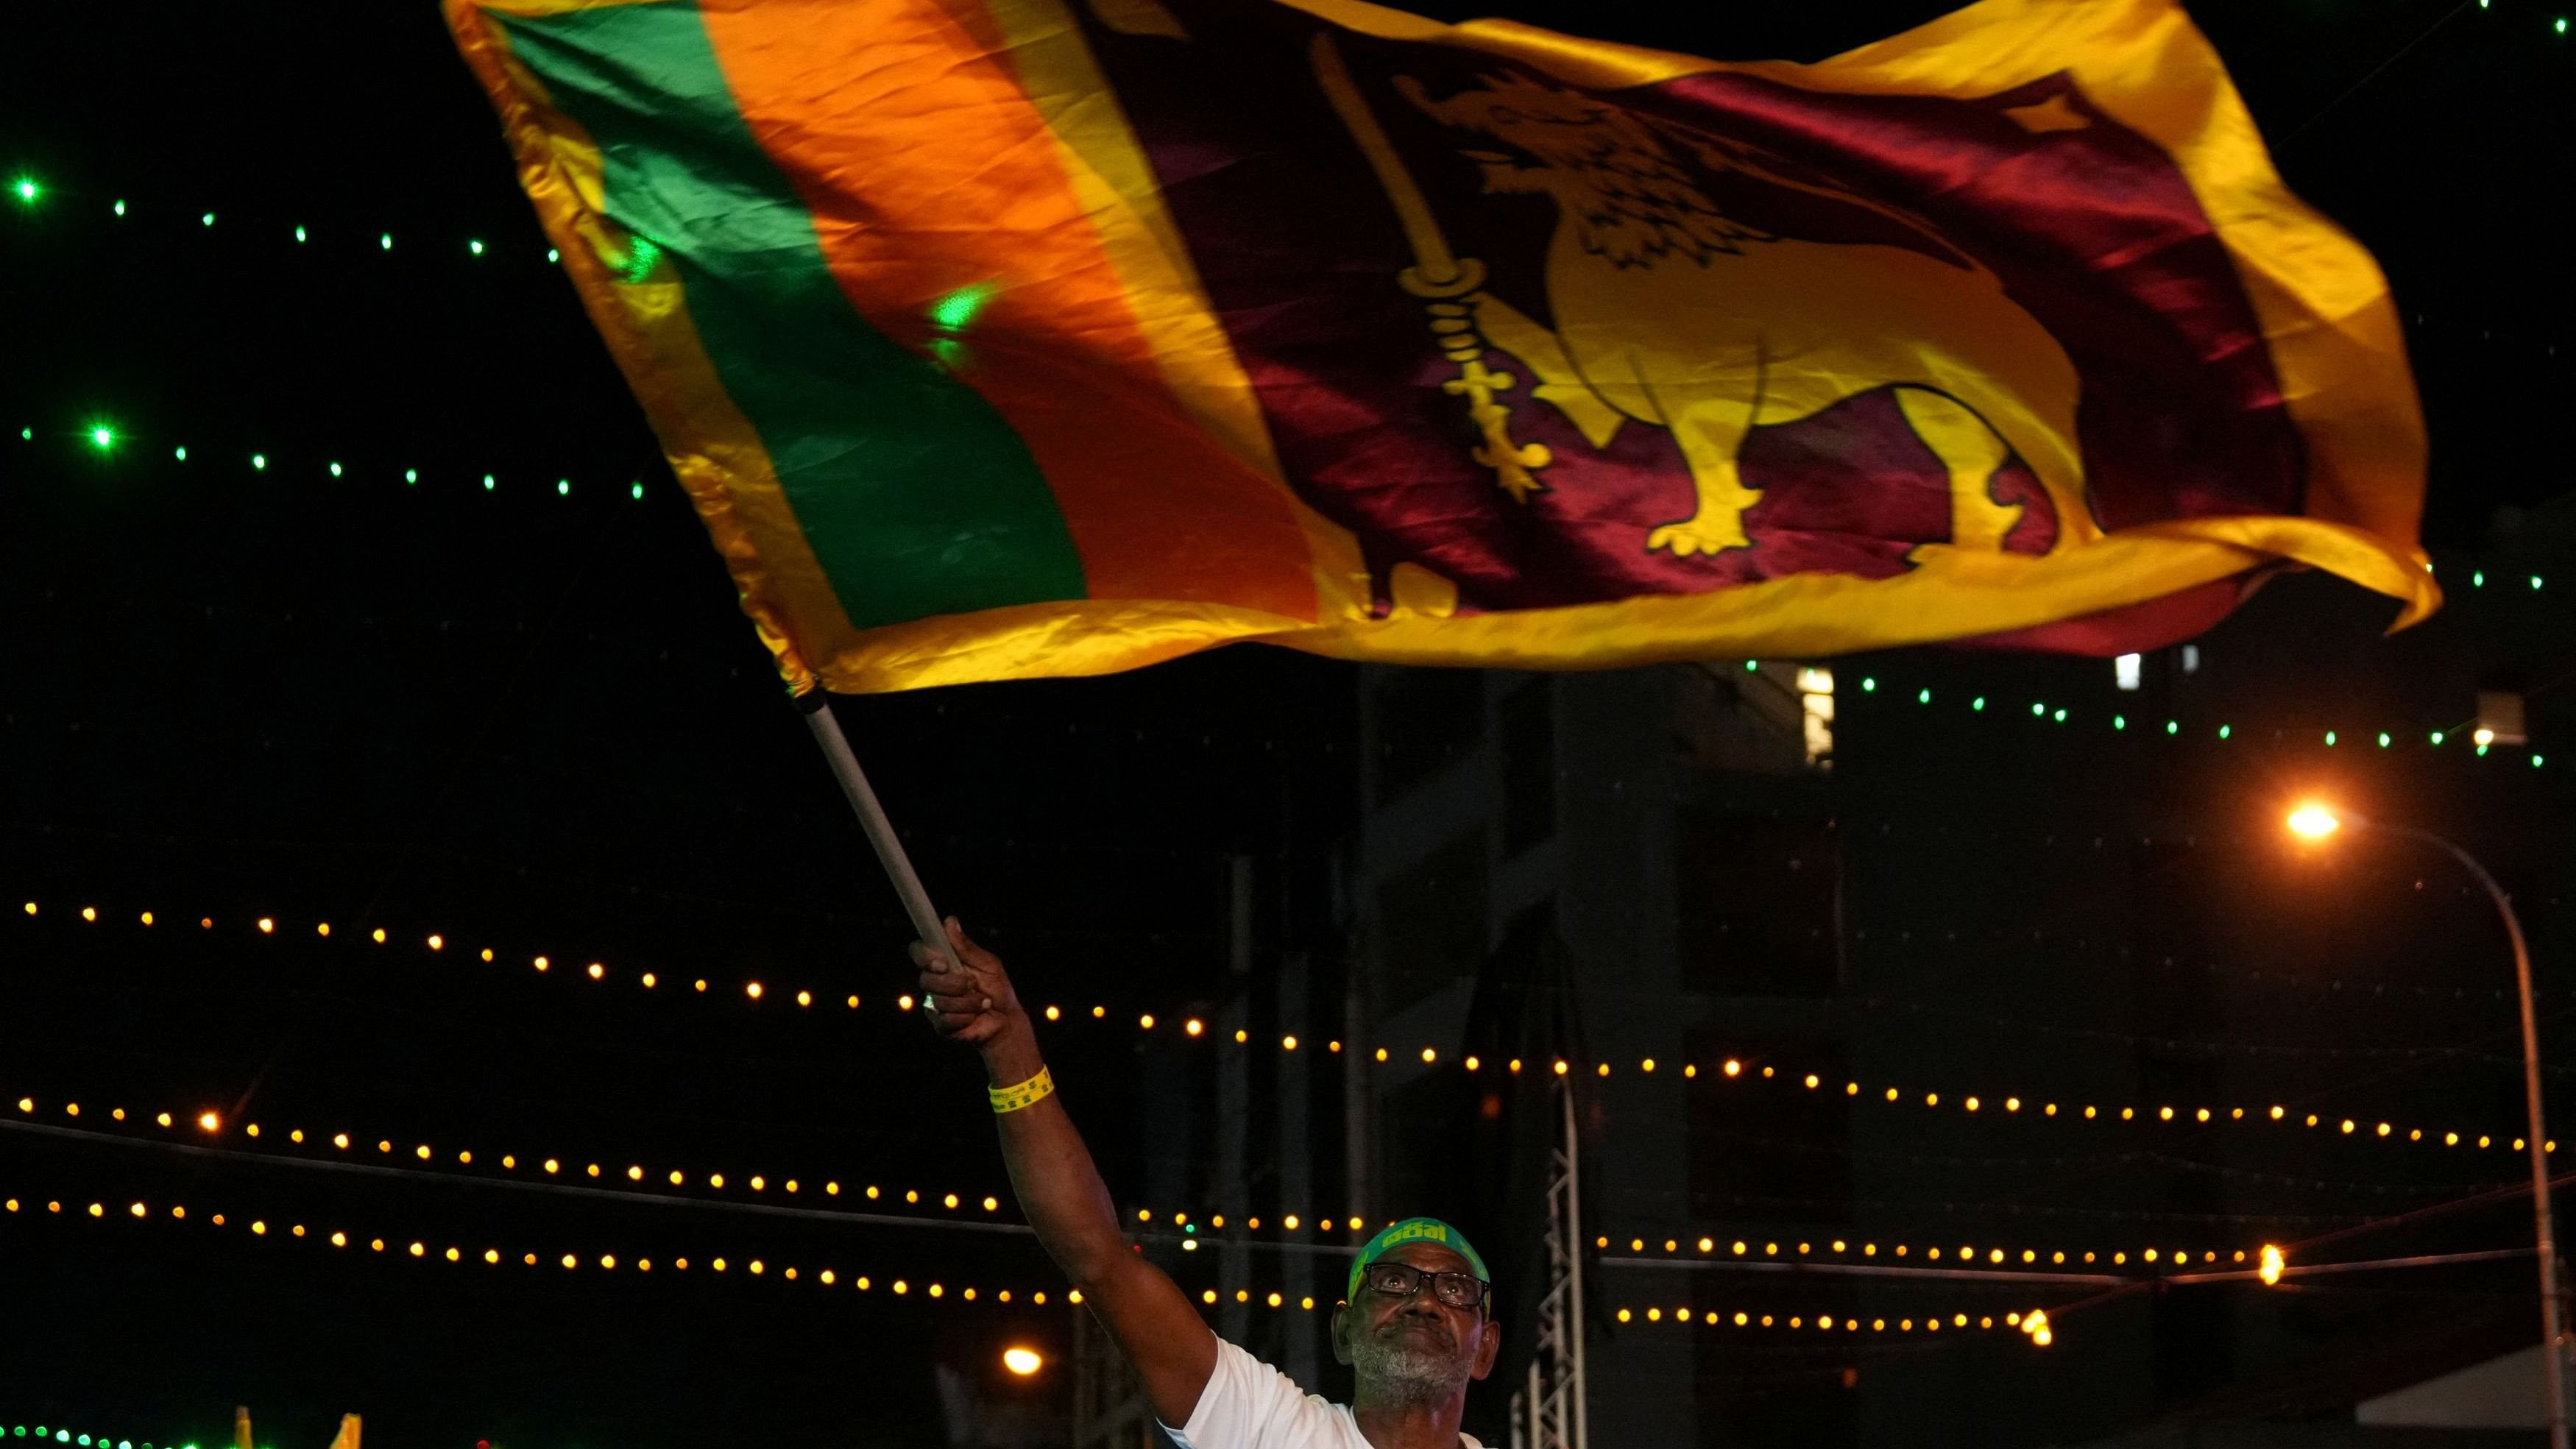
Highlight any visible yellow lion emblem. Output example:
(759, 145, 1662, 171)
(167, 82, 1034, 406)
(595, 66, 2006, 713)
(1390, 71, 2102, 560)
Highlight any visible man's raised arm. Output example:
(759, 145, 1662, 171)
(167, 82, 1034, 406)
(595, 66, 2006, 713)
(914, 918, 1218, 1426)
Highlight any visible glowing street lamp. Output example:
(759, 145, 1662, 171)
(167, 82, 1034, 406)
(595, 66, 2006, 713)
(2258, 1244, 2285, 1286)
(1001, 1345, 1044, 1377)
(2285, 804, 2340, 840)
(2286, 802, 2566, 1449)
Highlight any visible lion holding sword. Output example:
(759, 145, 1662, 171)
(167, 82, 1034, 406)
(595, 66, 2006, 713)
(1387, 68, 2102, 561)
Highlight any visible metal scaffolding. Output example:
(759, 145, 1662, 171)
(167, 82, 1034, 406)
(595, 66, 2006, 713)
(1070, 1303, 1161, 1449)
(1510, 1077, 1589, 1449)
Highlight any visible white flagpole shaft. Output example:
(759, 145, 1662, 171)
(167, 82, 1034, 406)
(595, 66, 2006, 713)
(797, 692, 949, 958)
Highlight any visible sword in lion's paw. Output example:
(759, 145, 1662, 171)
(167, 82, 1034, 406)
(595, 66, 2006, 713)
(1312, 34, 1551, 503)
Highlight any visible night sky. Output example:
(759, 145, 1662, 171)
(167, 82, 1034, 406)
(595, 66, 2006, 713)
(2, 1, 2569, 1447)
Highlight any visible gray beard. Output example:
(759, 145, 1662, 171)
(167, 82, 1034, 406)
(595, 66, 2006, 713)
(1351, 1324, 1468, 1406)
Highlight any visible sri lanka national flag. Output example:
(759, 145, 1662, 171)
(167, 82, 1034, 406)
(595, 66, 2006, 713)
(447, 0, 2437, 695)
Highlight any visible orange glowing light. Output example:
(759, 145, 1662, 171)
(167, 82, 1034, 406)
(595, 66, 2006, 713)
(2285, 804, 2341, 840)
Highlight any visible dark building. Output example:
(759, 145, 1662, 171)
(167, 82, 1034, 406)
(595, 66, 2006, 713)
(1320, 501, 2573, 1447)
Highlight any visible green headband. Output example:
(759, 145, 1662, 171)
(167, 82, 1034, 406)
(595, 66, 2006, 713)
(1347, 1217, 1490, 1302)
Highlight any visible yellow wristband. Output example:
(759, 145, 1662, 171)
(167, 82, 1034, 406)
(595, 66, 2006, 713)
(988, 1066, 1055, 1114)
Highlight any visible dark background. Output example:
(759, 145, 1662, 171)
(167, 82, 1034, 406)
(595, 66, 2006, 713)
(1, 1, 2568, 1446)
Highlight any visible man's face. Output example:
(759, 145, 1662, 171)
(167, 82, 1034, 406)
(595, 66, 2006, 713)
(1331, 1242, 1502, 1406)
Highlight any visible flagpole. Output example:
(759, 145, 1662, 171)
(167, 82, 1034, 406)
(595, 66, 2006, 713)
(796, 690, 951, 960)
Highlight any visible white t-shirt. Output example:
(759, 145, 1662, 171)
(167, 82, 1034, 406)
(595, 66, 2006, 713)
(1164, 1339, 1487, 1449)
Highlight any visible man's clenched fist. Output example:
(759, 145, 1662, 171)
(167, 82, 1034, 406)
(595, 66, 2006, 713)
(910, 916, 1025, 1049)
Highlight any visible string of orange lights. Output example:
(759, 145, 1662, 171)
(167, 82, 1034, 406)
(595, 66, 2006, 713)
(17, 1092, 2499, 1332)
(21, 893, 2568, 1073)
(1837, 991, 2576, 1075)
(1696, 1056, 2559, 1158)
(4, 1089, 1026, 1222)
(10, 1163, 2483, 1348)
(7, 1064, 2547, 1260)
(15, 896, 2564, 1091)
(5, 895, 1303, 1028)
(1597, 1233, 2254, 1276)
(1608, 1305, 2053, 1345)
(3, 1099, 1403, 1255)
(0, 1180, 2072, 1337)
(4, 1088, 2355, 1276)
(0, 1184, 1065, 1303)
(14, 904, 2561, 1236)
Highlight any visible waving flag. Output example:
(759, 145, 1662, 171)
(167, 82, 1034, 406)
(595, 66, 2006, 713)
(447, 0, 2435, 694)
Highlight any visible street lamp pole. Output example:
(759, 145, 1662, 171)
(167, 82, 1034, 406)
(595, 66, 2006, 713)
(2339, 816, 2567, 1449)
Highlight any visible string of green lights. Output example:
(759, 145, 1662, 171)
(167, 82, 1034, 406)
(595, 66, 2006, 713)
(4, 1425, 198, 1449)
(7, 170, 557, 266)
(10, 418, 650, 503)
(1838, 671, 2547, 766)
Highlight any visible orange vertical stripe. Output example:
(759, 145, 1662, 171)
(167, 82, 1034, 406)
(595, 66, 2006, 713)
(697, 0, 1320, 621)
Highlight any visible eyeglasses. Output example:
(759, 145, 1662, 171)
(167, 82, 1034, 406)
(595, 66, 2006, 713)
(1360, 1261, 1490, 1312)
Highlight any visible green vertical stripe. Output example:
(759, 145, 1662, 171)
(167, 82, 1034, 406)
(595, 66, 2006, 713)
(495, 2, 1086, 628)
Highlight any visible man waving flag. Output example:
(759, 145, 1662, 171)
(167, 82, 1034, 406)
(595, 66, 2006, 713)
(448, 0, 2434, 695)
(915, 917, 1507, 1448)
